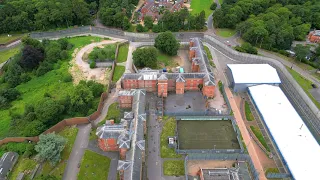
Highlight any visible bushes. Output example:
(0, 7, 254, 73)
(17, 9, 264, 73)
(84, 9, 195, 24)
(133, 47, 158, 68)
(210, 3, 217, 10)
(88, 44, 116, 62)
(0, 142, 36, 157)
(235, 42, 257, 55)
(90, 61, 96, 69)
(136, 24, 147, 32)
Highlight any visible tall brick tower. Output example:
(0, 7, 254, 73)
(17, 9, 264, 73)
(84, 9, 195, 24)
(157, 74, 168, 97)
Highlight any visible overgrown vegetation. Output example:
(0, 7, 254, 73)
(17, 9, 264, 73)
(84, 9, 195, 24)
(204, 46, 215, 67)
(244, 101, 254, 121)
(9, 157, 37, 180)
(250, 126, 270, 152)
(0, 0, 97, 33)
(112, 66, 125, 83)
(78, 150, 111, 180)
(163, 160, 185, 176)
(0, 36, 104, 138)
(160, 117, 182, 158)
(89, 44, 116, 62)
(133, 47, 158, 68)
(235, 42, 258, 55)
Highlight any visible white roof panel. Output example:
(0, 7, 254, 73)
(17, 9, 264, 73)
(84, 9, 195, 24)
(248, 85, 320, 180)
(227, 64, 281, 84)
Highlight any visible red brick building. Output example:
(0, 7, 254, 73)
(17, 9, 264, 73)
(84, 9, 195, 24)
(308, 30, 320, 43)
(121, 38, 215, 98)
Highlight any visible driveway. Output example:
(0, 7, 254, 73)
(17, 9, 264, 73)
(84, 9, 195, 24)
(62, 89, 119, 180)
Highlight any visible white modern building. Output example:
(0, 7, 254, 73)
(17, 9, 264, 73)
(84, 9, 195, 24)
(226, 64, 281, 92)
(248, 84, 320, 180)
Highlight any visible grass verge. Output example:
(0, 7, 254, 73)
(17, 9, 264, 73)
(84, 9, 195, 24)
(0, 34, 24, 44)
(163, 160, 185, 176)
(117, 44, 129, 63)
(286, 67, 320, 109)
(250, 126, 270, 152)
(0, 46, 21, 64)
(9, 157, 37, 180)
(160, 117, 182, 158)
(244, 101, 254, 121)
(204, 45, 215, 68)
(112, 65, 125, 83)
(190, 0, 214, 18)
(40, 127, 78, 179)
(78, 150, 111, 180)
(216, 28, 236, 38)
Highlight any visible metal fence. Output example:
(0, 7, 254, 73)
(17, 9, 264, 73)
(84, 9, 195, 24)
(176, 149, 243, 154)
(164, 110, 228, 116)
(187, 153, 260, 180)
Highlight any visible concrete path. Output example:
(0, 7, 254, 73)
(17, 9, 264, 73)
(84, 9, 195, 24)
(62, 89, 119, 180)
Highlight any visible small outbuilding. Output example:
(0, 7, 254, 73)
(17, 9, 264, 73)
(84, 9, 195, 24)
(0, 152, 19, 180)
(226, 64, 281, 92)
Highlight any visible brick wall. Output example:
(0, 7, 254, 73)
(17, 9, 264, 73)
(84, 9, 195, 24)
(176, 82, 185, 94)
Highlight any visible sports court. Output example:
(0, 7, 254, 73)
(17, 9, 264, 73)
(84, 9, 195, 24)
(177, 120, 240, 149)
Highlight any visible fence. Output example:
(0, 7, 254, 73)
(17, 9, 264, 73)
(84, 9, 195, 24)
(266, 172, 291, 179)
(0, 92, 108, 146)
(187, 153, 260, 180)
(176, 149, 243, 154)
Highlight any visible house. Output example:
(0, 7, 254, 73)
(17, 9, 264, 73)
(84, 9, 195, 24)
(0, 152, 19, 180)
(308, 30, 320, 43)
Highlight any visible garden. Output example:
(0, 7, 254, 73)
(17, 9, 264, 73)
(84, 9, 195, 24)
(160, 117, 181, 158)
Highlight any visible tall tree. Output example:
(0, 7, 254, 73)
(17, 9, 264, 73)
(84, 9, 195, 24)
(155, 31, 180, 56)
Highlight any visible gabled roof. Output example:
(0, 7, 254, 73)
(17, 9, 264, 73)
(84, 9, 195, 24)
(117, 160, 131, 170)
(158, 73, 168, 80)
(176, 74, 185, 82)
(136, 140, 145, 151)
(124, 112, 134, 119)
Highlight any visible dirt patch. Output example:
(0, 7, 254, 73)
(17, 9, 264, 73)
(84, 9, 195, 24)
(187, 160, 235, 176)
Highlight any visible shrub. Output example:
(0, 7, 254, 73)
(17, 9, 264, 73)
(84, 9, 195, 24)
(60, 50, 68, 59)
(152, 24, 162, 33)
(133, 47, 158, 68)
(210, 3, 217, 10)
(63, 74, 73, 82)
(136, 24, 146, 32)
(90, 61, 96, 69)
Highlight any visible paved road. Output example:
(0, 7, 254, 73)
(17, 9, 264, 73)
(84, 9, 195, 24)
(207, 0, 221, 29)
(62, 90, 119, 180)
(147, 94, 163, 180)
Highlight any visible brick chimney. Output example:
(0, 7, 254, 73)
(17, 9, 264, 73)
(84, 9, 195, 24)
(110, 120, 114, 125)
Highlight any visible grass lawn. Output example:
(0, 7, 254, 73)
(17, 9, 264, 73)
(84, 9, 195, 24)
(0, 36, 101, 138)
(78, 150, 111, 180)
(190, 0, 214, 18)
(250, 126, 270, 152)
(9, 157, 37, 180)
(0, 34, 24, 44)
(245, 101, 254, 121)
(0, 46, 21, 64)
(117, 44, 129, 63)
(40, 127, 78, 179)
(105, 102, 121, 122)
(160, 117, 182, 158)
(286, 67, 320, 109)
(216, 28, 236, 38)
(157, 51, 177, 69)
(112, 65, 125, 83)
(163, 160, 185, 176)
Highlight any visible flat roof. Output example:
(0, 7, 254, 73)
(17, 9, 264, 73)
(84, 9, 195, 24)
(248, 84, 320, 180)
(227, 64, 281, 84)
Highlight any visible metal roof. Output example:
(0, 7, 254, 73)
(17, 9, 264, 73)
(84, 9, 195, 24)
(248, 85, 320, 180)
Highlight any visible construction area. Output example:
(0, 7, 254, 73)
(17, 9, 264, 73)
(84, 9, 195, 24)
(177, 120, 240, 150)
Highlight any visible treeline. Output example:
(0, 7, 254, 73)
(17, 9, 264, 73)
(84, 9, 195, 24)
(0, 0, 97, 33)
(136, 8, 206, 33)
(213, 0, 320, 50)
(98, 0, 139, 30)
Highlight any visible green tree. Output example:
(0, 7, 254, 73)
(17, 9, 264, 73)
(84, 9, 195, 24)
(35, 133, 66, 166)
(210, 3, 217, 10)
(136, 24, 146, 32)
(133, 47, 157, 68)
(294, 44, 309, 62)
(154, 31, 180, 56)
(122, 16, 131, 30)
(69, 82, 94, 114)
(144, 16, 153, 30)
(35, 98, 65, 126)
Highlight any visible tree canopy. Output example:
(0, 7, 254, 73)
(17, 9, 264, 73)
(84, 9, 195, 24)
(155, 31, 180, 56)
(133, 47, 158, 68)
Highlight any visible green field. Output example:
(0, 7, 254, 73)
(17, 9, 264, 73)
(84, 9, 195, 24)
(78, 150, 111, 180)
(178, 120, 240, 149)
(0, 34, 24, 44)
(250, 126, 270, 152)
(117, 44, 129, 63)
(112, 65, 125, 83)
(0, 36, 102, 138)
(216, 28, 236, 38)
(0, 46, 21, 64)
(160, 117, 182, 158)
(286, 67, 320, 109)
(245, 101, 254, 121)
(163, 160, 185, 176)
(190, 0, 214, 18)
(40, 127, 79, 179)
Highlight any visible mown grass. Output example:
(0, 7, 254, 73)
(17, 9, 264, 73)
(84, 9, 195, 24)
(78, 150, 111, 180)
(216, 28, 236, 38)
(245, 101, 254, 121)
(112, 65, 125, 83)
(0, 46, 21, 64)
(160, 117, 182, 158)
(117, 44, 129, 63)
(9, 157, 37, 180)
(40, 127, 78, 179)
(250, 126, 270, 152)
(0, 34, 24, 44)
(163, 160, 185, 176)
(286, 67, 320, 109)
(190, 0, 214, 18)
(105, 102, 121, 122)
(0, 36, 102, 138)
(157, 51, 177, 69)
